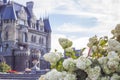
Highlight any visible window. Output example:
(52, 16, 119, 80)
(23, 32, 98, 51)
(4, 26, 10, 40)
(5, 44, 8, 51)
(5, 31, 8, 40)
(36, 25, 39, 30)
(19, 19, 24, 25)
(34, 36, 36, 42)
(39, 37, 44, 44)
(31, 35, 36, 43)
(23, 32, 27, 42)
(32, 23, 36, 29)
(0, 45, 2, 52)
(42, 38, 44, 44)
(31, 35, 34, 42)
(39, 37, 41, 44)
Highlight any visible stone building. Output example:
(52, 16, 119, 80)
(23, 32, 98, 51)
(0, 0, 51, 71)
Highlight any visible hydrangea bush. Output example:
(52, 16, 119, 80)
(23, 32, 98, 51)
(39, 25, 120, 80)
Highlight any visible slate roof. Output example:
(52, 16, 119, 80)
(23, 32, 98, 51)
(0, 1, 51, 32)
(43, 18, 52, 32)
(2, 4, 17, 20)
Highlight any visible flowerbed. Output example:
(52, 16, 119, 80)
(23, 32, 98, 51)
(39, 24, 120, 80)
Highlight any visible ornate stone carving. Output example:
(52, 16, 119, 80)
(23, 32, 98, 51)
(18, 7, 27, 20)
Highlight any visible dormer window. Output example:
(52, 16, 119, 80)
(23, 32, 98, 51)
(39, 20, 44, 31)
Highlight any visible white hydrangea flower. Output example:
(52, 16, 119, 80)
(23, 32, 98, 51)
(116, 64, 120, 73)
(45, 69, 63, 80)
(43, 52, 62, 64)
(40, 36, 120, 80)
(85, 77, 91, 80)
(110, 73, 120, 80)
(107, 51, 120, 62)
(92, 46, 97, 52)
(113, 24, 120, 37)
(87, 43, 93, 48)
(61, 71, 67, 78)
(59, 38, 72, 49)
(108, 39, 119, 48)
(87, 36, 98, 47)
(65, 47, 74, 53)
(39, 75, 46, 80)
(63, 58, 76, 71)
(63, 73, 76, 80)
(115, 45, 120, 53)
(107, 60, 119, 71)
(108, 39, 120, 53)
(102, 65, 112, 74)
(86, 66, 101, 80)
(76, 56, 92, 70)
(98, 56, 108, 65)
(100, 76, 110, 80)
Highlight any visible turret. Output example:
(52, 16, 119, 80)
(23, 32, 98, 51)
(43, 18, 51, 52)
(26, 1, 34, 14)
(14, 48, 30, 71)
(3, 0, 7, 4)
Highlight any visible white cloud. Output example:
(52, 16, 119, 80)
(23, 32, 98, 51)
(56, 22, 115, 37)
(15, 0, 120, 24)
(57, 23, 87, 32)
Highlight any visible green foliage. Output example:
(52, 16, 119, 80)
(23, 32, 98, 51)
(65, 48, 77, 59)
(0, 62, 11, 72)
(51, 58, 65, 71)
(88, 36, 108, 59)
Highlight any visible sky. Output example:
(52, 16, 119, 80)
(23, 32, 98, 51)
(14, 0, 120, 53)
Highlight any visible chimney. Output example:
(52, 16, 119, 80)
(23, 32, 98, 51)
(26, 1, 34, 13)
(3, 0, 7, 3)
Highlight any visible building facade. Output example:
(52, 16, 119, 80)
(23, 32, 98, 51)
(0, 0, 51, 71)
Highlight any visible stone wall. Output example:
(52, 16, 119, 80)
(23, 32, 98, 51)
(0, 70, 48, 80)
(0, 74, 40, 80)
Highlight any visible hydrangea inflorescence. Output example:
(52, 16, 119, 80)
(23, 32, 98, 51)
(39, 24, 120, 80)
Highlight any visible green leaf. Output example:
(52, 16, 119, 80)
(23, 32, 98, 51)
(56, 58, 64, 71)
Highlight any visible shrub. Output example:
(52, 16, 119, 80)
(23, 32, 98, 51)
(0, 62, 11, 72)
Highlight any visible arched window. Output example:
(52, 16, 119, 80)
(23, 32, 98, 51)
(39, 37, 42, 44)
(31, 35, 34, 42)
(4, 25, 12, 40)
(23, 32, 27, 42)
(42, 38, 44, 44)
(5, 31, 8, 40)
(34, 36, 36, 42)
